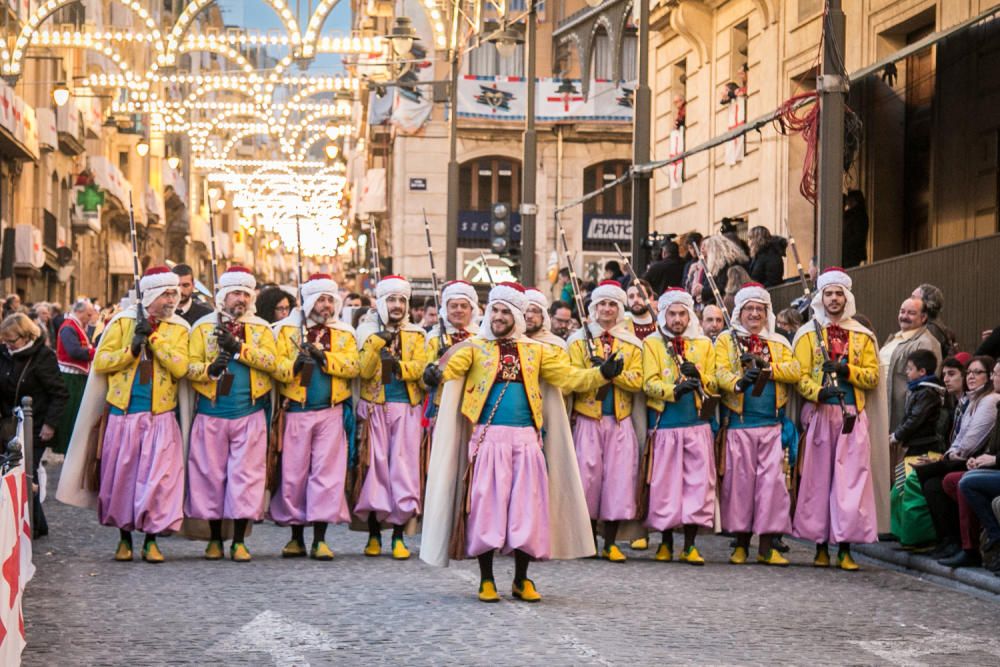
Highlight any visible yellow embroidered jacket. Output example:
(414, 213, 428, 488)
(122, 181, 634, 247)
(273, 322, 360, 405)
(425, 326, 477, 407)
(187, 314, 278, 402)
(714, 331, 801, 414)
(794, 326, 879, 411)
(567, 332, 643, 421)
(93, 313, 189, 413)
(642, 333, 716, 412)
(359, 329, 428, 405)
(440, 338, 607, 429)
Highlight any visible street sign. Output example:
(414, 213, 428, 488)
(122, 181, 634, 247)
(409, 177, 427, 191)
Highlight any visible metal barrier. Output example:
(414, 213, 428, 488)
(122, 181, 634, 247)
(769, 233, 1000, 352)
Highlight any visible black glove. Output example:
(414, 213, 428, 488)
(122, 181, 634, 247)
(215, 327, 242, 355)
(304, 344, 327, 366)
(736, 366, 761, 392)
(208, 351, 231, 378)
(374, 330, 396, 346)
(589, 356, 605, 367)
(293, 353, 314, 376)
(423, 364, 443, 388)
(130, 333, 147, 357)
(134, 316, 153, 337)
(822, 359, 849, 378)
(818, 385, 845, 402)
(680, 361, 699, 378)
(674, 377, 701, 397)
(740, 352, 756, 366)
(599, 354, 624, 380)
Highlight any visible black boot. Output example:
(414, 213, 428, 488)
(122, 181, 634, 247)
(938, 549, 981, 568)
(928, 539, 961, 560)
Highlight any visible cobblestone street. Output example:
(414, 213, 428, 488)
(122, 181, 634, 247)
(19, 468, 1000, 666)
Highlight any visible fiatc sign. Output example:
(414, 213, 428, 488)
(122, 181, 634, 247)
(583, 215, 632, 243)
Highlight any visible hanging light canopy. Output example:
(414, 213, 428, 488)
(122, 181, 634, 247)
(52, 82, 71, 107)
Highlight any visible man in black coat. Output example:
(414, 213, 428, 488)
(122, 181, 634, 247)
(173, 264, 212, 326)
(643, 241, 686, 295)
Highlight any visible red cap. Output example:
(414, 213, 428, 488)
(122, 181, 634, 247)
(599, 279, 622, 288)
(307, 273, 333, 281)
(381, 274, 407, 282)
(143, 265, 172, 277)
(665, 286, 686, 293)
(445, 279, 473, 287)
(497, 281, 525, 292)
(741, 281, 766, 289)
(226, 265, 253, 274)
(821, 266, 846, 274)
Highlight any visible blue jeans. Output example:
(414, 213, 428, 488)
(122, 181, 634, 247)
(958, 470, 1000, 545)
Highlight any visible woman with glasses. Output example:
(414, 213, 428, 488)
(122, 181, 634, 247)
(255, 286, 297, 325)
(957, 361, 1000, 573)
(914, 356, 999, 567)
(0, 313, 69, 537)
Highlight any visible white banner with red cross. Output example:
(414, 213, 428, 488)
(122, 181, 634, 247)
(0, 463, 33, 666)
(457, 76, 634, 122)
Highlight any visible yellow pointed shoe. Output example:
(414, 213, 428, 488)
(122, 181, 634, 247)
(630, 537, 649, 551)
(142, 542, 165, 564)
(391, 537, 411, 560)
(838, 551, 860, 571)
(602, 544, 627, 563)
(114, 540, 133, 562)
(813, 548, 831, 568)
(204, 540, 224, 561)
(364, 536, 382, 557)
(729, 546, 749, 565)
(756, 549, 790, 567)
(679, 545, 705, 566)
(654, 543, 672, 562)
(478, 580, 501, 603)
(231, 542, 252, 563)
(310, 541, 335, 561)
(281, 539, 307, 558)
(511, 578, 542, 602)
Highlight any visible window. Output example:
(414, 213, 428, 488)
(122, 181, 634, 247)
(119, 150, 129, 173)
(621, 31, 638, 82)
(592, 28, 613, 80)
(583, 161, 631, 216)
(554, 40, 574, 78)
(467, 41, 524, 77)
(460, 157, 521, 211)
(731, 20, 749, 84)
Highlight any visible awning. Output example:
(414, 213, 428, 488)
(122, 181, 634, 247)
(0, 81, 38, 161)
(35, 108, 57, 151)
(88, 156, 133, 209)
(108, 241, 134, 275)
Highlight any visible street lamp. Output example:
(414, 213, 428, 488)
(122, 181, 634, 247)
(324, 122, 339, 141)
(324, 143, 339, 160)
(52, 82, 70, 107)
(384, 16, 419, 58)
(135, 137, 150, 157)
(489, 25, 523, 59)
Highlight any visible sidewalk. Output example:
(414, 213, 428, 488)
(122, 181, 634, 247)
(856, 542, 1000, 596)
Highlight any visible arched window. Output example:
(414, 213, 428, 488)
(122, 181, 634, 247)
(591, 27, 613, 80)
(582, 160, 631, 251)
(458, 156, 522, 248)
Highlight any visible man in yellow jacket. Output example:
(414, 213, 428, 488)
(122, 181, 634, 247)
(792, 267, 881, 570)
(422, 282, 623, 602)
(642, 288, 717, 565)
(714, 282, 800, 566)
(567, 280, 644, 562)
(270, 274, 360, 560)
(94, 266, 189, 563)
(355, 275, 428, 559)
(186, 266, 277, 562)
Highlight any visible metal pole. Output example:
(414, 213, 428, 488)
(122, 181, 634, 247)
(630, 0, 652, 272)
(520, 0, 537, 285)
(21, 396, 34, 535)
(817, 0, 847, 268)
(444, 38, 460, 280)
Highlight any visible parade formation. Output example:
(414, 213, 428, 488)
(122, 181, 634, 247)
(51, 215, 895, 605)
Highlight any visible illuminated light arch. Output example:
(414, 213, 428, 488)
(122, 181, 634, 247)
(300, 0, 345, 58)
(7, 0, 162, 75)
(181, 81, 258, 110)
(163, 0, 302, 66)
(177, 42, 257, 75)
(195, 109, 277, 153)
(221, 129, 275, 158)
(280, 110, 347, 157)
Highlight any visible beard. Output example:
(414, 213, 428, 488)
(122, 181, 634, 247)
(157, 306, 176, 320)
(309, 310, 331, 325)
(630, 303, 648, 316)
(526, 322, 542, 335)
(491, 320, 514, 339)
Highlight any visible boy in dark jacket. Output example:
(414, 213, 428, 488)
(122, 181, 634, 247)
(890, 349, 945, 456)
(889, 349, 946, 547)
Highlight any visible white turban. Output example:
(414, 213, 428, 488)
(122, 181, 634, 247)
(732, 281, 774, 336)
(587, 280, 627, 325)
(375, 275, 411, 323)
(139, 266, 179, 308)
(524, 287, 551, 331)
(812, 266, 857, 326)
(300, 273, 342, 320)
(440, 280, 478, 333)
(480, 282, 528, 341)
(216, 266, 257, 315)
(656, 288, 705, 339)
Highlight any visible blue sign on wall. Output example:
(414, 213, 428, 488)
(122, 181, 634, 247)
(458, 210, 522, 241)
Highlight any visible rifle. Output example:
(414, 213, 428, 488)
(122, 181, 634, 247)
(293, 215, 315, 387)
(369, 222, 395, 386)
(689, 242, 770, 396)
(423, 209, 447, 358)
(127, 193, 152, 385)
(614, 243, 717, 421)
(787, 237, 856, 434)
(206, 196, 233, 397)
(555, 217, 598, 363)
(478, 251, 496, 288)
